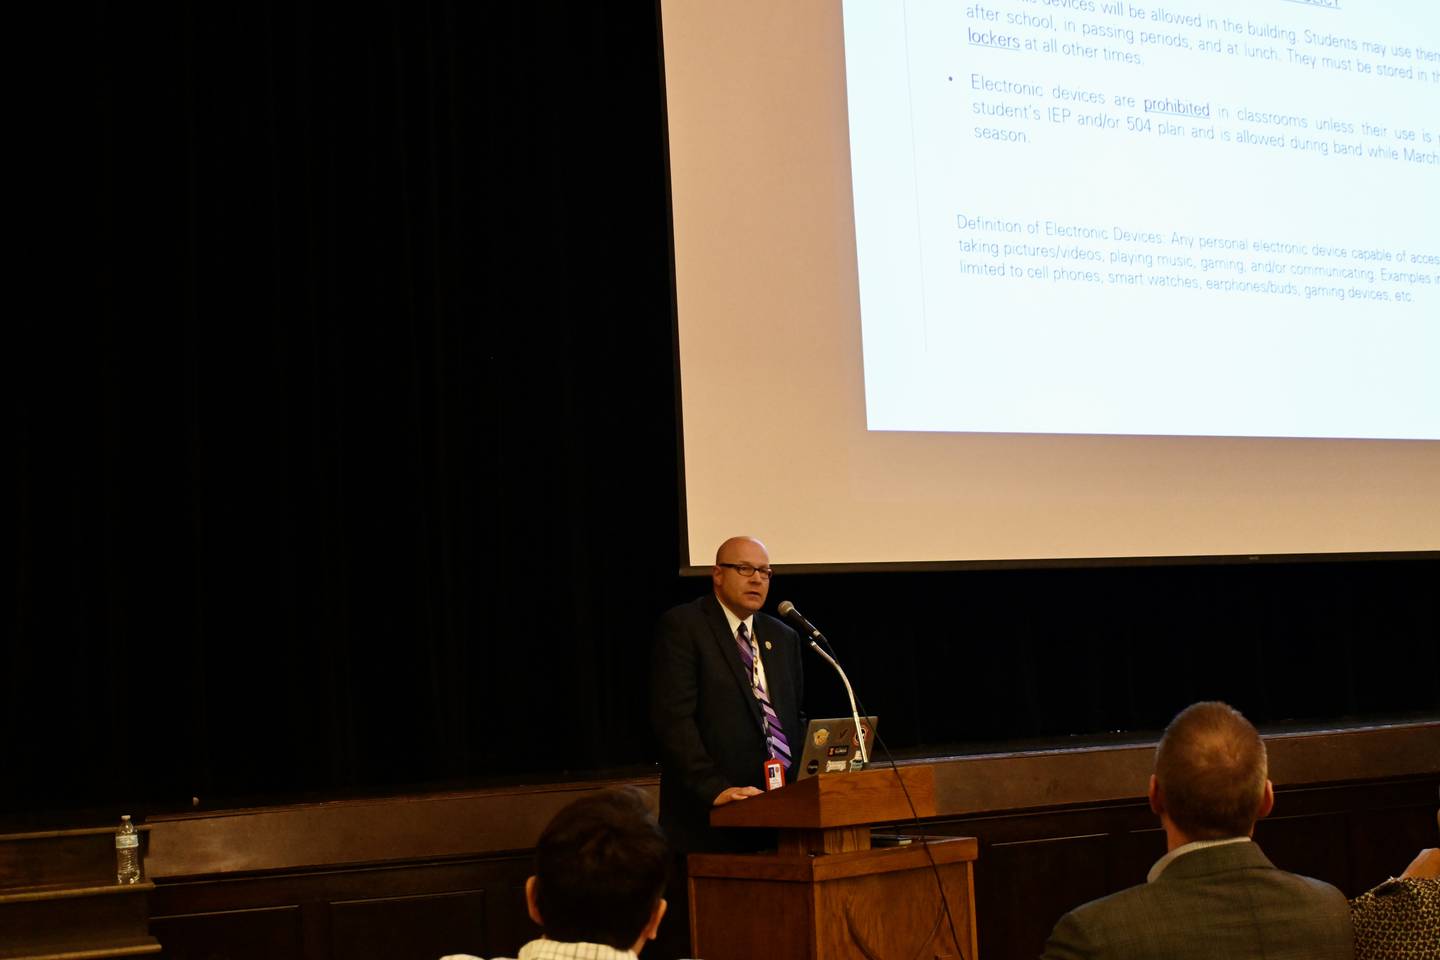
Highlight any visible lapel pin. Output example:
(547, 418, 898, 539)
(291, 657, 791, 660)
(764, 640, 773, 650)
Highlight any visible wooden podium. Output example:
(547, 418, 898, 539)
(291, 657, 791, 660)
(688, 766, 978, 960)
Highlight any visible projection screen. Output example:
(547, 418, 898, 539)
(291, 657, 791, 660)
(659, 0, 1440, 570)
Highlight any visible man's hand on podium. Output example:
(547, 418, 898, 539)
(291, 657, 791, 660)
(713, 786, 763, 806)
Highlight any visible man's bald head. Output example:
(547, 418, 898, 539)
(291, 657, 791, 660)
(714, 536, 767, 564)
(1154, 701, 1269, 840)
(711, 536, 771, 619)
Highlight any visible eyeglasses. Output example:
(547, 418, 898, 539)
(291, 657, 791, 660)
(717, 562, 774, 580)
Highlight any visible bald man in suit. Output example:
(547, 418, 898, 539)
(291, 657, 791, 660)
(650, 536, 805, 857)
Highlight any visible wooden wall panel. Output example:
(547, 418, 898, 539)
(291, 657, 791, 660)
(1256, 812, 1352, 893)
(150, 859, 534, 960)
(1255, 780, 1440, 893)
(330, 890, 488, 960)
(1346, 802, 1440, 892)
(978, 834, 1111, 960)
(150, 904, 303, 960)
(1107, 827, 1165, 891)
(150, 859, 529, 916)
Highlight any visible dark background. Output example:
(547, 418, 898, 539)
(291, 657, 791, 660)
(8, 1, 1437, 824)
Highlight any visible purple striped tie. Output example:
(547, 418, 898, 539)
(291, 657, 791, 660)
(736, 623, 792, 770)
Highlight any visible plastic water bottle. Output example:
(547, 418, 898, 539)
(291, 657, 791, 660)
(115, 814, 141, 884)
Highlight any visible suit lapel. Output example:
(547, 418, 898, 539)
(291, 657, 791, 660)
(702, 595, 766, 733)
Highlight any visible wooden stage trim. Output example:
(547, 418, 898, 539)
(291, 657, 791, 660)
(145, 777, 657, 880)
(922, 719, 1440, 818)
(143, 720, 1437, 881)
(0, 880, 157, 904)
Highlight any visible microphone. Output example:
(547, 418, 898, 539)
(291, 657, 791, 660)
(776, 601, 868, 765)
(776, 600, 825, 644)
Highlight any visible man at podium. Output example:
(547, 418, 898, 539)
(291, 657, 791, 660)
(650, 535, 806, 856)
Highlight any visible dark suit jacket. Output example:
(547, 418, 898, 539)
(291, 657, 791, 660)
(650, 593, 805, 854)
(1041, 841, 1354, 960)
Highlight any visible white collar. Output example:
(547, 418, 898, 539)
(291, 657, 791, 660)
(717, 600, 754, 641)
(1147, 836, 1251, 882)
(518, 941, 638, 960)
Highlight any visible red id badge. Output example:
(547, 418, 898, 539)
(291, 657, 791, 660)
(763, 757, 786, 791)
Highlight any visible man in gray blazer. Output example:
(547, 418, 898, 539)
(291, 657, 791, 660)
(1040, 701, 1354, 960)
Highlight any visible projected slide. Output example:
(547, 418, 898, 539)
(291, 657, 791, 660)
(844, 0, 1439, 440)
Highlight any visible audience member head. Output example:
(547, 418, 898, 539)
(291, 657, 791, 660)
(527, 787, 669, 953)
(1150, 701, 1273, 843)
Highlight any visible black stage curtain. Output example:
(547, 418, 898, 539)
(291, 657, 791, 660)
(8, 3, 1437, 820)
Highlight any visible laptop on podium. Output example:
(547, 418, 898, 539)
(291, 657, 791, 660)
(793, 715, 878, 779)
